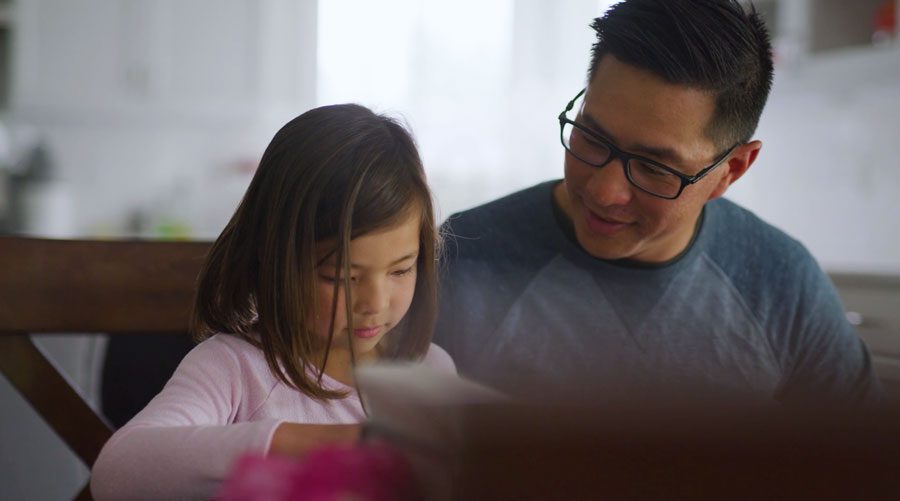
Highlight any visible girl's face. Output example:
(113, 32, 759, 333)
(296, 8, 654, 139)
(314, 207, 421, 360)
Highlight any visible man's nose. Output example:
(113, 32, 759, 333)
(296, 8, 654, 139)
(585, 156, 633, 207)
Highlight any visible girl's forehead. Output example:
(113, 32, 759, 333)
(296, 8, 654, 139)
(315, 209, 422, 266)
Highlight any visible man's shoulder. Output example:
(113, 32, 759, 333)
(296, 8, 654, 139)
(705, 201, 879, 404)
(705, 197, 812, 266)
(703, 198, 827, 309)
(442, 180, 558, 259)
(445, 180, 555, 230)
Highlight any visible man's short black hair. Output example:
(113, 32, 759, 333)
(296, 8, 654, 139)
(588, 0, 774, 150)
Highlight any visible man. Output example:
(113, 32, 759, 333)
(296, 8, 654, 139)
(434, 0, 881, 403)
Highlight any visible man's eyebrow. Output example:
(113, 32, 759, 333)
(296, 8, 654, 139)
(580, 111, 685, 165)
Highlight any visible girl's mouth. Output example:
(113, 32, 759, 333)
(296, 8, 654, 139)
(353, 326, 382, 339)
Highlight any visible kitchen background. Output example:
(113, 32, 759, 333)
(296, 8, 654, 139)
(1, 0, 898, 499)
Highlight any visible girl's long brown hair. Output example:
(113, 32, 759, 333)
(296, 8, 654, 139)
(191, 104, 438, 400)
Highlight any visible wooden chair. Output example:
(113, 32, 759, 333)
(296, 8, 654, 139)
(0, 237, 210, 500)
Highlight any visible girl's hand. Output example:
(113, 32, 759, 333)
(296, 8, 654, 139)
(269, 423, 362, 457)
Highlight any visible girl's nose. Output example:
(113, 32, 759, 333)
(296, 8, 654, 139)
(354, 278, 389, 316)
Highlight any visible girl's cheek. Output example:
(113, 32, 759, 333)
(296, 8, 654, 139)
(314, 283, 347, 337)
(399, 277, 417, 315)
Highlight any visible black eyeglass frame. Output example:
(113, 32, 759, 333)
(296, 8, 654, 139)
(558, 88, 739, 200)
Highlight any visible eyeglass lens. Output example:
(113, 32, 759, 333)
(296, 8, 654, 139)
(562, 122, 682, 198)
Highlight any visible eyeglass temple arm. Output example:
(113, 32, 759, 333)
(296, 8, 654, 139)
(686, 144, 740, 185)
(560, 89, 587, 119)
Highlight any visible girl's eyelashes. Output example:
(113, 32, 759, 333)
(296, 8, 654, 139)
(318, 266, 414, 282)
(391, 266, 416, 277)
(317, 274, 354, 283)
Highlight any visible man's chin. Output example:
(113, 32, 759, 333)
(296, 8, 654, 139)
(574, 230, 637, 261)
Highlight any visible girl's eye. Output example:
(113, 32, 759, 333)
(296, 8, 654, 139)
(391, 266, 415, 277)
(318, 275, 356, 283)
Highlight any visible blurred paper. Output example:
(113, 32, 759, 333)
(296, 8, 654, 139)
(356, 363, 506, 452)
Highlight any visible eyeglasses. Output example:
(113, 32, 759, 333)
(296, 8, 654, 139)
(558, 89, 738, 200)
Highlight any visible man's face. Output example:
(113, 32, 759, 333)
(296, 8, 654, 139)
(556, 55, 738, 263)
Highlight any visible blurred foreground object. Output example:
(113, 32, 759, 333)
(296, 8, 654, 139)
(441, 401, 900, 499)
(358, 364, 900, 499)
(218, 444, 419, 501)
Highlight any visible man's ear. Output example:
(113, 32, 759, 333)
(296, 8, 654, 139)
(708, 140, 761, 200)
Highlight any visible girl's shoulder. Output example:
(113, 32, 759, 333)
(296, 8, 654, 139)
(189, 333, 261, 360)
(421, 343, 457, 374)
(184, 333, 276, 385)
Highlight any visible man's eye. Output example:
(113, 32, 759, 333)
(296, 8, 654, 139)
(576, 129, 602, 146)
(634, 161, 670, 177)
(584, 134, 604, 147)
(577, 131, 612, 155)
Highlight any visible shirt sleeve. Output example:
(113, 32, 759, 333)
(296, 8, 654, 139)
(774, 258, 884, 405)
(91, 337, 284, 500)
(422, 343, 457, 374)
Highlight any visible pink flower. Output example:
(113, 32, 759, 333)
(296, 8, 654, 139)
(218, 443, 420, 501)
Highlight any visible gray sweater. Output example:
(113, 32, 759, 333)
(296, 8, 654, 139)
(435, 180, 881, 404)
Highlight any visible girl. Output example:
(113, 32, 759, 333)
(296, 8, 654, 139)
(91, 104, 455, 500)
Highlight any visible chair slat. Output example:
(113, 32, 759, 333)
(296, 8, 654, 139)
(0, 237, 211, 500)
(0, 334, 113, 466)
(0, 238, 209, 333)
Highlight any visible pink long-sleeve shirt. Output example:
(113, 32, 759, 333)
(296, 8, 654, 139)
(90, 334, 455, 500)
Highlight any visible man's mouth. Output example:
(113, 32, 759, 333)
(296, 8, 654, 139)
(584, 207, 632, 235)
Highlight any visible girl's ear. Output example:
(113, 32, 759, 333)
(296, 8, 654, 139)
(708, 140, 761, 201)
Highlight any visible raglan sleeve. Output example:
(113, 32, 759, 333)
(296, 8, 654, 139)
(774, 255, 883, 405)
(422, 343, 457, 374)
(90, 337, 284, 500)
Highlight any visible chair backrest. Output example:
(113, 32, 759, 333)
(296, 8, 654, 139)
(0, 236, 210, 497)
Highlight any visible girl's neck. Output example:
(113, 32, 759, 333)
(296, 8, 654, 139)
(316, 348, 377, 387)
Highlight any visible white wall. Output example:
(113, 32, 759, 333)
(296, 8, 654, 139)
(318, 0, 601, 222)
(729, 45, 900, 274)
(8, 0, 318, 240)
